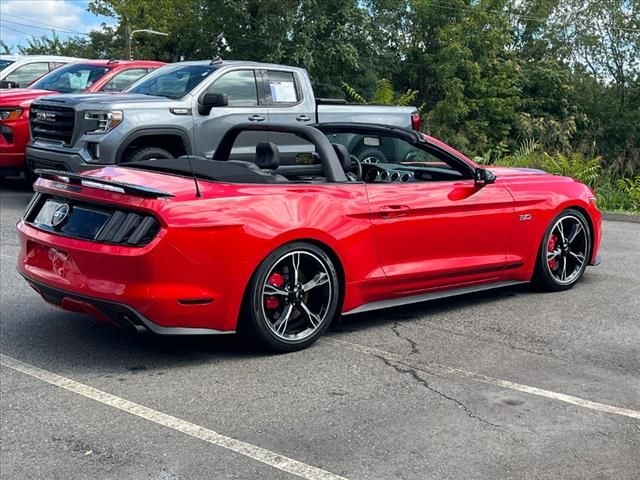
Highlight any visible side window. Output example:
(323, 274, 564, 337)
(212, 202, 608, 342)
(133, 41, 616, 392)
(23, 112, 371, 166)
(50, 62, 68, 70)
(326, 132, 472, 180)
(102, 68, 149, 92)
(265, 70, 300, 104)
(207, 70, 258, 107)
(5, 62, 50, 87)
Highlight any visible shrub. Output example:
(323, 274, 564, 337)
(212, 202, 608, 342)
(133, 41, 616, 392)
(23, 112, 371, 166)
(496, 151, 639, 213)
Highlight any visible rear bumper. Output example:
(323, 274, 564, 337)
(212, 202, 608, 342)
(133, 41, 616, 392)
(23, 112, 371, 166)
(22, 274, 233, 335)
(17, 220, 251, 333)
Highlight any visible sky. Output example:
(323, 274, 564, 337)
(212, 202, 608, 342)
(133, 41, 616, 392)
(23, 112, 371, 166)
(0, 0, 115, 51)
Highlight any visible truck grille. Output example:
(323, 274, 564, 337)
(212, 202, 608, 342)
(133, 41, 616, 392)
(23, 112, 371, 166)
(30, 104, 76, 145)
(25, 193, 160, 247)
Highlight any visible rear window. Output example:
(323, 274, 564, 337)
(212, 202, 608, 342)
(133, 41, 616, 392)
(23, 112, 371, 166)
(127, 64, 220, 99)
(31, 64, 110, 93)
(265, 70, 300, 104)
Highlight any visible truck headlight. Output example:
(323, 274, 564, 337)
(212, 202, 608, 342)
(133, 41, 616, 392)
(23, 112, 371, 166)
(84, 110, 123, 134)
(0, 108, 23, 121)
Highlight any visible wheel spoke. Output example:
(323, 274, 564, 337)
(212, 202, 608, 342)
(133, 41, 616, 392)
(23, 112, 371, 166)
(557, 220, 567, 243)
(568, 223, 584, 244)
(561, 256, 567, 281)
(547, 249, 561, 261)
(272, 304, 294, 335)
(302, 272, 329, 292)
(569, 251, 585, 263)
(291, 252, 301, 285)
(299, 301, 321, 328)
(264, 284, 288, 296)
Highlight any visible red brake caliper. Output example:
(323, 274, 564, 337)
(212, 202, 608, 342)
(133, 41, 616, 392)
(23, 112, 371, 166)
(265, 273, 285, 310)
(547, 234, 558, 270)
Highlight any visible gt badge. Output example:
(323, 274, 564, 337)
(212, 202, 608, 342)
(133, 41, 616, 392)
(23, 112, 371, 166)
(519, 213, 532, 221)
(51, 204, 70, 228)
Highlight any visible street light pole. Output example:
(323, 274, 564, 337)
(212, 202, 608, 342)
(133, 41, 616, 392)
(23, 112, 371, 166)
(126, 27, 169, 60)
(125, 24, 132, 60)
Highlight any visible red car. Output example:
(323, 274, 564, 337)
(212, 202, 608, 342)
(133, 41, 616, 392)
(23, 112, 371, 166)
(16, 123, 602, 352)
(0, 59, 164, 178)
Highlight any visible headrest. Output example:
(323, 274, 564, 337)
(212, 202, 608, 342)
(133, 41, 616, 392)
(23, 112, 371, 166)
(255, 142, 280, 170)
(332, 143, 352, 172)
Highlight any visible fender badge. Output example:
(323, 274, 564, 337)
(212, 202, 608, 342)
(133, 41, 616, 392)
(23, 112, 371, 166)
(519, 213, 532, 221)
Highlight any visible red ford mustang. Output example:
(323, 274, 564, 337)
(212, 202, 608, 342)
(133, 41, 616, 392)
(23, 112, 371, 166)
(16, 123, 602, 351)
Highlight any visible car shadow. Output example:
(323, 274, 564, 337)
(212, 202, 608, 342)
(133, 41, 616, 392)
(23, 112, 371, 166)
(0, 175, 32, 193)
(2, 283, 536, 378)
(329, 283, 532, 334)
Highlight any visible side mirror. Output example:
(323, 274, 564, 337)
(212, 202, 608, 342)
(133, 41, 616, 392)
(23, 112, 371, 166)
(474, 168, 496, 186)
(0, 80, 18, 89)
(198, 93, 228, 115)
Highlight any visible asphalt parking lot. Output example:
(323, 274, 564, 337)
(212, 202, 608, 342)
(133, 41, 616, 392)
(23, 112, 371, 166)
(1, 176, 639, 480)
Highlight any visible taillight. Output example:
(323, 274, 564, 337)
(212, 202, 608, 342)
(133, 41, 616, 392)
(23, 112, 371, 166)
(95, 211, 160, 246)
(411, 111, 421, 131)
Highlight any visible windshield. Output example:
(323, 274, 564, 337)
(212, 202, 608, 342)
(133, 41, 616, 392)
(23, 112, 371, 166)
(0, 59, 15, 72)
(126, 64, 219, 99)
(30, 63, 110, 93)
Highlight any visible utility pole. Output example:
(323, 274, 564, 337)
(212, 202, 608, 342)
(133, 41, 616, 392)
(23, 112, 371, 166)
(125, 24, 132, 60)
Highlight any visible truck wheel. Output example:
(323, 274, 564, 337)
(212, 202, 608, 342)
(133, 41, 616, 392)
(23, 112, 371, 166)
(123, 147, 174, 163)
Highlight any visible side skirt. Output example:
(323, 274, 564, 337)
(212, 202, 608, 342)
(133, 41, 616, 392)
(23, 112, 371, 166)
(343, 280, 527, 316)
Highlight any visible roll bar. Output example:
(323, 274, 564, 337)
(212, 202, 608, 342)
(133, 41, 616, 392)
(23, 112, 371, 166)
(213, 123, 348, 182)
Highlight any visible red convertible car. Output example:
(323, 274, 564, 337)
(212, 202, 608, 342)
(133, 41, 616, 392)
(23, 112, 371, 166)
(17, 123, 601, 351)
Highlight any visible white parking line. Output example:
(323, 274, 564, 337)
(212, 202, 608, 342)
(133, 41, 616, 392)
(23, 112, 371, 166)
(0, 354, 350, 480)
(323, 338, 640, 420)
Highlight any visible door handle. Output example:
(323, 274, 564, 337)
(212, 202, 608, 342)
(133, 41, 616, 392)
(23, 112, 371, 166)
(248, 115, 265, 122)
(379, 205, 411, 218)
(296, 115, 311, 122)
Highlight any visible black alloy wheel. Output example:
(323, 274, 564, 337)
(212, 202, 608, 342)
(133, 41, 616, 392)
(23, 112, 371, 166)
(242, 242, 340, 352)
(534, 208, 591, 291)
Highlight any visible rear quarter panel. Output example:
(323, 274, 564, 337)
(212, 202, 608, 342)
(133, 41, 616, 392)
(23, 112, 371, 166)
(155, 182, 387, 318)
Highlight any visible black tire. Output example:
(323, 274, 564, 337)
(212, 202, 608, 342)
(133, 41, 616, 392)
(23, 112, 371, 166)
(532, 208, 591, 291)
(240, 242, 341, 352)
(357, 148, 388, 164)
(123, 147, 174, 163)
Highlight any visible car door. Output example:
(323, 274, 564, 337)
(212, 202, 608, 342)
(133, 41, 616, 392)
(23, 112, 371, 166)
(262, 69, 315, 164)
(194, 68, 269, 160)
(99, 68, 149, 92)
(348, 134, 516, 294)
(3, 61, 50, 88)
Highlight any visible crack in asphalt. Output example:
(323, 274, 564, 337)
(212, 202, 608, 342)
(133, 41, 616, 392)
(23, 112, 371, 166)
(376, 353, 503, 429)
(391, 321, 420, 356)
(414, 320, 556, 359)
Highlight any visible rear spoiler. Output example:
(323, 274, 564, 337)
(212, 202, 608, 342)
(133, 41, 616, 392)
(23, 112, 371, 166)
(34, 169, 175, 198)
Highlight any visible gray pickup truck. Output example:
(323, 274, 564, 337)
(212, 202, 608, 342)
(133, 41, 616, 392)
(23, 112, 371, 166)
(26, 60, 420, 173)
